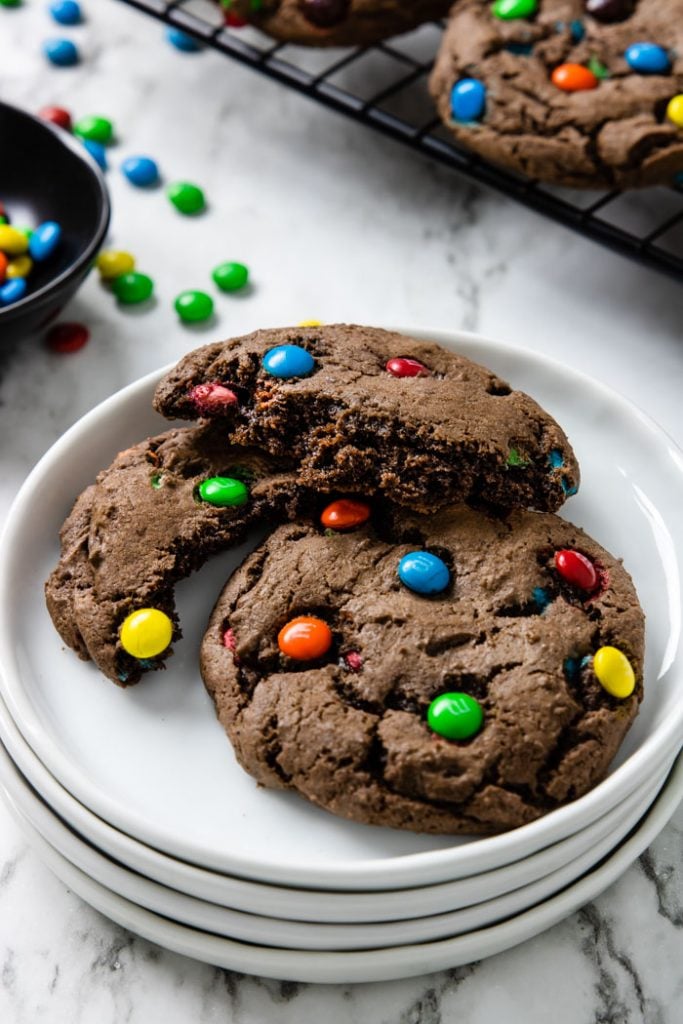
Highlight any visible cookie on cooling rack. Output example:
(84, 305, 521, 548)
(153, 324, 580, 514)
(430, 0, 683, 188)
(221, 0, 451, 46)
(201, 506, 645, 834)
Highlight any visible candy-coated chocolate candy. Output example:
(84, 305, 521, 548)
(587, 56, 609, 79)
(554, 549, 598, 592)
(0, 225, 29, 255)
(298, 0, 350, 27)
(593, 645, 635, 698)
(29, 221, 61, 261)
(491, 0, 537, 18)
(665, 95, 683, 127)
(0, 278, 27, 305)
(198, 476, 248, 507)
(96, 249, 135, 280)
(427, 693, 484, 741)
(189, 382, 238, 413)
(263, 343, 315, 378)
(49, 0, 81, 24)
(625, 42, 671, 75)
(320, 499, 371, 531)
(0, 0, 22, 6)
(585, 0, 633, 22)
(39, 105, 72, 130)
(344, 651, 362, 672)
(82, 138, 107, 170)
(121, 155, 159, 187)
(398, 551, 450, 595)
(223, 627, 237, 651)
(44, 38, 79, 66)
(46, 321, 90, 353)
(298, 319, 321, 327)
(570, 19, 585, 41)
(174, 289, 214, 322)
(551, 63, 598, 91)
(212, 261, 249, 291)
(278, 616, 333, 661)
(224, 10, 248, 27)
(507, 448, 529, 467)
(167, 181, 205, 214)
(385, 356, 431, 378)
(112, 271, 153, 304)
(166, 26, 203, 51)
(0, 252, 7, 282)
(119, 608, 173, 659)
(6, 255, 32, 279)
(450, 78, 486, 122)
(74, 115, 114, 144)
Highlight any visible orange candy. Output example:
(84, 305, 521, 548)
(551, 63, 599, 92)
(0, 252, 7, 284)
(278, 616, 333, 661)
(320, 499, 371, 532)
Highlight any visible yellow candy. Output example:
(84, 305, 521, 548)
(297, 319, 322, 327)
(96, 249, 135, 280)
(593, 646, 635, 699)
(666, 95, 683, 128)
(119, 608, 173, 659)
(0, 225, 29, 256)
(6, 255, 33, 279)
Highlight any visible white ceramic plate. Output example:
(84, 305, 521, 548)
(0, 738, 669, 951)
(1, 327, 682, 889)
(0, 689, 671, 924)
(5, 752, 682, 983)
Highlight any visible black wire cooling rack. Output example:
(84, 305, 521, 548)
(120, 0, 683, 281)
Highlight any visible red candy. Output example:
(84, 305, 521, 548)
(224, 10, 248, 25)
(386, 357, 431, 378)
(39, 106, 72, 131)
(320, 499, 371, 531)
(344, 651, 363, 672)
(0, 253, 8, 284)
(223, 627, 236, 651)
(554, 549, 598, 592)
(46, 322, 90, 353)
(189, 382, 238, 414)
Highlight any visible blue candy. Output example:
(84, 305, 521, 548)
(0, 278, 27, 306)
(398, 551, 450, 595)
(29, 221, 61, 261)
(121, 156, 160, 187)
(450, 79, 486, 123)
(166, 27, 203, 52)
(262, 344, 315, 379)
(49, 0, 82, 25)
(570, 19, 585, 42)
(625, 42, 671, 74)
(82, 138, 107, 170)
(43, 38, 79, 66)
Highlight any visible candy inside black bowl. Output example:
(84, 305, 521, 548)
(0, 100, 110, 344)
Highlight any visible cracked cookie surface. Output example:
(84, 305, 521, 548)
(430, 0, 683, 188)
(153, 324, 580, 514)
(201, 508, 644, 834)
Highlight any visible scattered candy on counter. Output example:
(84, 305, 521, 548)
(198, 476, 249, 507)
(624, 42, 670, 75)
(592, 645, 635, 698)
(398, 551, 450, 595)
(39, 104, 72, 130)
(111, 271, 154, 305)
(121, 155, 160, 187)
(167, 181, 206, 215)
(119, 608, 173, 659)
(427, 692, 484, 741)
(0, 0, 23, 7)
(49, 0, 82, 25)
(223, 9, 248, 27)
(585, 0, 633, 22)
(74, 114, 114, 144)
(174, 289, 214, 323)
(385, 356, 431, 378)
(320, 499, 371, 531)
(212, 261, 249, 292)
(82, 138, 107, 169)
(491, 0, 537, 19)
(297, 319, 321, 327)
(450, 78, 486, 122)
(551, 63, 599, 91)
(96, 249, 135, 280)
(166, 26, 203, 52)
(554, 549, 598, 592)
(46, 321, 90, 353)
(262, 343, 315, 378)
(666, 95, 683, 127)
(278, 616, 333, 661)
(43, 37, 79, 66)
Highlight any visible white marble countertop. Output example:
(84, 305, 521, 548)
(1, 1, 682, 1021)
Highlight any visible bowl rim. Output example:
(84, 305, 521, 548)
(0, 99, 110, 323)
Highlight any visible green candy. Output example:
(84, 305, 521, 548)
(212, 261, 249, 292)
(507, 448, 529, 468)
(167, 181, 205, 215)
(198, 476, 249, 507)
(112, 271, 154, 304)
(491, 0, 537, 18)
(73, 115, 114, 144)
(587, 56, 609, 79)
(0, 1, 23, 7)
(174, 289, 214, 322)
(427, 693, 484, 741)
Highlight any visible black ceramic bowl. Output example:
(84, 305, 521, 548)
(0, 100, 110, 343)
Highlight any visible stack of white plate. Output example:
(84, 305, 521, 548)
(1, 329, 682, 984)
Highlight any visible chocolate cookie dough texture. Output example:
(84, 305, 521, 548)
(201, 508, 645, 834)
(153, 325, 579, 514)
(430, 0, 683, 188)
(220, 0, 452, 47)
(45, 427, 308, 687)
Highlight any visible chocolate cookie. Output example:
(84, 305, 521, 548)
(45, 426, 308, 687)
(153, 325, 580, 514)
(221, 0, 451, 47)
(201, 507, 644, 834)
(430, 0, 683, 188)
